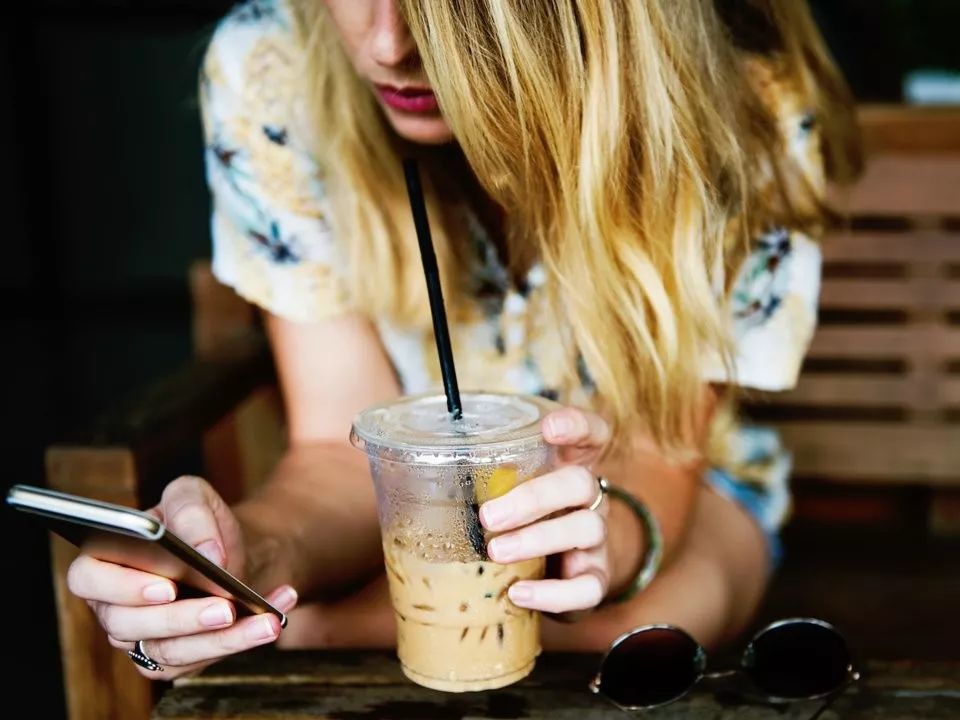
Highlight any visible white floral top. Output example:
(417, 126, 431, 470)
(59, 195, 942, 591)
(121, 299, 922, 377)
(200, 0, 825, 564)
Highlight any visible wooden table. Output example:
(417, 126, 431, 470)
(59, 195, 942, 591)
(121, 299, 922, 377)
(154, 649, 960, 719)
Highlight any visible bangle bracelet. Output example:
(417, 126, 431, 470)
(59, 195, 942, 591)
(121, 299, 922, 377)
(602, 482, 663, 605)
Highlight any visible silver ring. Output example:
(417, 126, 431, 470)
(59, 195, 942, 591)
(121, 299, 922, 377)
(128, 640, 164, 672)
(588, 476, 609, 511)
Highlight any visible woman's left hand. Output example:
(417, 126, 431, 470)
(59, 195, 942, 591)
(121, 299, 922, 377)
(479, 406, 611, 615)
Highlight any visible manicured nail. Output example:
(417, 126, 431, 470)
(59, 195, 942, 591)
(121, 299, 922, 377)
(547, 415, 572, 439)
(271, 586, 298, 612)
(199, 602, 234, 628)
(480, 501, 511, 530)
(508, 583, 534, 605)
(247, 615, 278, 642)
(195, 540, 225, 567)
(489, 534, 521, 561)
(142, 582, 176, 603)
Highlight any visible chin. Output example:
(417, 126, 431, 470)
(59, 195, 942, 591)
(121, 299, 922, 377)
(386, 110, 455, 146)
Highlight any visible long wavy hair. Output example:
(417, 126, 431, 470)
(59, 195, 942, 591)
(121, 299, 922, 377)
(716, 0, 864, 235)
(290, 0, 857, 454)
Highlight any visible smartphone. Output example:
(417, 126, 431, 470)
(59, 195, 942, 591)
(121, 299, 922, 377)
(7, 484, 286, 627)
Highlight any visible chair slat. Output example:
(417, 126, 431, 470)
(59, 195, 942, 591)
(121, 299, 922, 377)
(858, 105, 960, 154)
(776, 423, 960, 481)
(944, 378, 960, 405)
(819, 279, 960, 309)
(767, 376, 920, 407)
(820, 231, 960, 263)
(808, 326, 960, 358)
(827, 156, 960, 216)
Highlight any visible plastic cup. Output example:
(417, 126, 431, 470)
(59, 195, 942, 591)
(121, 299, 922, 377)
(350, 392, 559, 692)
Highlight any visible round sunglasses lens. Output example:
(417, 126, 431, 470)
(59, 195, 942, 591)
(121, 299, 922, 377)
(597, 628, 703, 709)
(744, 621, 851, 699)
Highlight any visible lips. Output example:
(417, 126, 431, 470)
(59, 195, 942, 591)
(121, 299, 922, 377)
(376, 84, 440, 114)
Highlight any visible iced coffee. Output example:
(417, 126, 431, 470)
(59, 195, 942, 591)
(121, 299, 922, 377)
(351, 393, 558, 691)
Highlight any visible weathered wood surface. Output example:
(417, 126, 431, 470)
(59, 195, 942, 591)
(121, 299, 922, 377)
(154, 650, 960, 719)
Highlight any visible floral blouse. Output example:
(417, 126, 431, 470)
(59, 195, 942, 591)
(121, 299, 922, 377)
(200, 0, 825, 565)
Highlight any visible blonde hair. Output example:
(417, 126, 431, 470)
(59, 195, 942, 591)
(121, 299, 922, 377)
(291, 0, 768, 453)
(763, 0, 863, 186)
(290, 2, 466, 326)
(717, 0, 864, 234)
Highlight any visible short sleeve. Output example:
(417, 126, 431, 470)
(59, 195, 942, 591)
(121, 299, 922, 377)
(699, 55, 831, 560)
(702, 52, 829, 392)
(703, 227, 822, 391)
(199, 1, 351, 323)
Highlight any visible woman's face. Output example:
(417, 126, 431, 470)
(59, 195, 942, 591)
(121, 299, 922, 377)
(323, 0, 454, 145)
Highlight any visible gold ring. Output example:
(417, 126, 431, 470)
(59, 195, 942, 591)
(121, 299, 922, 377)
(588, 476, 608, 511)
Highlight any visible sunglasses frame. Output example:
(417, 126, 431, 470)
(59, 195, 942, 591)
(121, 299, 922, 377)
(590, 616, 858, 713)
(589, 623, 705, 710)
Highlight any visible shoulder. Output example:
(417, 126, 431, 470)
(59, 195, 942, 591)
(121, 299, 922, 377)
(742, 53, 827, 210)
(742, 53, 816, 137)
(201, 0, 302, 122)
(205, 0, 296, 63)
(725, 226, 821, 391)
(201, 0, 324, 218)
(200, 3, 347, 322)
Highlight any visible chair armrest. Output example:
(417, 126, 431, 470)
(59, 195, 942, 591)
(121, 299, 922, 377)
(42, 330, 276, 720)
(54, 329, 275, 482)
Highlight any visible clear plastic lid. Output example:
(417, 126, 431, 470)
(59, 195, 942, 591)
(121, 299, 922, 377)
(350, 392, 559, 465)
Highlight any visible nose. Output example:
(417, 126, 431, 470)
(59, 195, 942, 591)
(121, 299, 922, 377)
(369, 0, 417, 69)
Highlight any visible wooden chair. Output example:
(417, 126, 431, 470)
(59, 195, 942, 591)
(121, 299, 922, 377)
(45, 265, 283, 720)
(747, 105, 960, 534)
(43, 105, 960, 720)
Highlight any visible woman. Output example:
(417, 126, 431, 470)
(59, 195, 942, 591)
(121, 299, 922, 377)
(65, 0, 861, 679)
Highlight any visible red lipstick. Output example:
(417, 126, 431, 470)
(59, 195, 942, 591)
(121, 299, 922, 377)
(376, 85, 440, 113)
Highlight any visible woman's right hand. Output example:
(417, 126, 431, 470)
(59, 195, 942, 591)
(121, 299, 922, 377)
(65, 476, 298, 679)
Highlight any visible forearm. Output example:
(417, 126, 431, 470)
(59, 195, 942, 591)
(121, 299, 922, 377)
(278, 573, 396, 649)
(279, 483, 771, 651)
(234, 440, 383, 600)
(601, 446, 699, 598)
(603, 386, 719, 597)
(543, 483, 771, 652)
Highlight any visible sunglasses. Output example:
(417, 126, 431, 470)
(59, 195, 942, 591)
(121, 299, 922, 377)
(590, 617, 859, 719)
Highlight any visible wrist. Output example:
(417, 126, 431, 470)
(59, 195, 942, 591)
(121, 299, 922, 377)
(234, 500, 294, 592)
(602, 481, 664, 605)
(607, 490, 647, 598)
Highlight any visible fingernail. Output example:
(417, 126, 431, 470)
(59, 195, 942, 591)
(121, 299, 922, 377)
(489, 534, 521, 562)
(547, 415, 572, 439)
(247, 615, 279, 642)
(508, 583, 534, 605)
(142, 582, 176, 603)
(480, 501, 511, 530)
(199, 602, 234, 628)
(195, 540, 225, 567)
(271, 586, 298, 612)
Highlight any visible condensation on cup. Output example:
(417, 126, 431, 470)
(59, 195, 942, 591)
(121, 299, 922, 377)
(351, 392, 559, 692)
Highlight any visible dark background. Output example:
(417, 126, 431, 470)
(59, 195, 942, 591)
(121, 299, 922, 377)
(2, 1, 958, 716)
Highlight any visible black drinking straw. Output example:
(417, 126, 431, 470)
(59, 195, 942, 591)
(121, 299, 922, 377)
(402, 157, 463, 420)
(403, 158, 487, 556)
